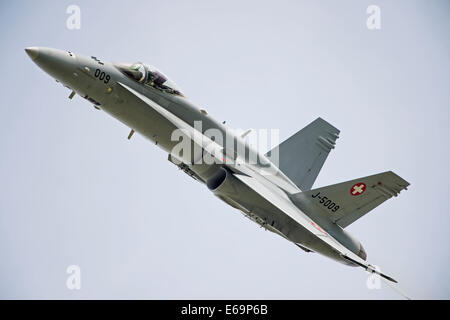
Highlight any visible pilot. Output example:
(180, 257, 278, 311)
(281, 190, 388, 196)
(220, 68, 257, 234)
(130, 63, 146, 83)
(146, 70, 155, 87)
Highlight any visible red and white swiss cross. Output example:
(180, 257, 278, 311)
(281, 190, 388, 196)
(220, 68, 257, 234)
(350, 182, 366, 196)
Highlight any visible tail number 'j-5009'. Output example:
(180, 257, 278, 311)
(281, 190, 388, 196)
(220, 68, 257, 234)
(311, 192, 340, 213)
(94, 69, 110, 84)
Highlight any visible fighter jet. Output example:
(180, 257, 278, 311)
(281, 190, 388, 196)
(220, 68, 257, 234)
(25, 47, 409, 286)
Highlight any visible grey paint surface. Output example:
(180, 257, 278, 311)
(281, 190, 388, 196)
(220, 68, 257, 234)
(266, 117, 340, 191)
(1, 0, 449, 299)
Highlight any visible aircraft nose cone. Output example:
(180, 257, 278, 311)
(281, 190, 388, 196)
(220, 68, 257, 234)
(25, 47, 40, 60)
(26, 47, 81, 88)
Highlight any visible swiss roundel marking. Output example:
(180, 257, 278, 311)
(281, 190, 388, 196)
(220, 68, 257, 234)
(350, 183, 366, 196)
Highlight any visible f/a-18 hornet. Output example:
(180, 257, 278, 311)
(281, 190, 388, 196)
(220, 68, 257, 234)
(26, 47, 410, 286)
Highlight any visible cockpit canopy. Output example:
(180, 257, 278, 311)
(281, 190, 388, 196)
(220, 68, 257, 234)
(114, 62, 184, 97)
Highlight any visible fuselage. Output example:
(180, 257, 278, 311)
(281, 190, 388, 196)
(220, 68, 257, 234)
(26, 47, 366, 266)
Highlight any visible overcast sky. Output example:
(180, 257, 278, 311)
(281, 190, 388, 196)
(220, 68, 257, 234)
(1, 0, 449, 299)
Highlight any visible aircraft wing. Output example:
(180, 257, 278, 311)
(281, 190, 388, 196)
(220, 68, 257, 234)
(233, 172, 398, 283)
(118, 82, 300, 193)
(118, 82, 398, 284)
(118, 82, 223, 163)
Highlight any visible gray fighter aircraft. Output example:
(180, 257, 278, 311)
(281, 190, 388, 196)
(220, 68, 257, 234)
(26, 47, 409, 285)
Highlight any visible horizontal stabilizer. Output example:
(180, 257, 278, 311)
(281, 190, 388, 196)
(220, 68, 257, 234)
(266, 118, 340, 191)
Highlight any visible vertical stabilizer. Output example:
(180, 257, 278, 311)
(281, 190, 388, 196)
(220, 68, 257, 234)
(266, 118, 339, 191)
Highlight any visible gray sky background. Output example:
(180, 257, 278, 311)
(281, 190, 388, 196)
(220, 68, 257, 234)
(0, 0, 449, 299)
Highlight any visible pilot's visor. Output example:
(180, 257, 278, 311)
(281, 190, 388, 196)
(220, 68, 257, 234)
(114, 63, 146, 83)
